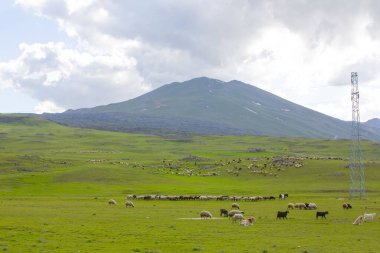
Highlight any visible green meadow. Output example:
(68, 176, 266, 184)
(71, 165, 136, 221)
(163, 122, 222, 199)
(0, 115, 380, 253)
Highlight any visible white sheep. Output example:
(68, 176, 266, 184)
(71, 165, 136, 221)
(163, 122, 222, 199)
(353, 215, 364, 225)
(295, 203, 306, 209)
(200, 210, 212, 219)
(363, 213, 376, 221)
(125, 200, 135, 208)
(308, 203, 318, 210)
(287, 203, 295, 209)
(240, 217, 256, 226)
(108, 199, 117, 205)
(232, 203, 240, 209)
(232, 213, 244, 222)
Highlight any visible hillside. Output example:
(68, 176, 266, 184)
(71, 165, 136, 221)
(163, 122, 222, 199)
(43, 77, 380, 140)
(365, 118, 380, 129)
(1, 114, 380, 252)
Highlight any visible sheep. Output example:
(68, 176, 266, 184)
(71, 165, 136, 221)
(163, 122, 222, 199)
(308, 203, 318, 210)
(316, 211, 329, 219)
(232, 213, 244, 222)
(125, 200, 134, 208)
(353, 215, 364, 225)
(279, 193, 288, 200)
(220, 208, 229, 217)
(240, 217, 256, 226)
(363, 213, 376, 221)
(342, 203, 352, 209)
(287, 203, 295, 209)
(200, 210, 212, 219)
(232, 203, 240, 209)
(108, 199, 117, 205)
(277, 211, 289, 219)
(295, 203, 306, 209)
(228, 210, 244, 218)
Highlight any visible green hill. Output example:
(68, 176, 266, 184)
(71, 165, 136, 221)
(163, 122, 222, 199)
(44, 77, 380, 140)
(1, 114, 380, 252)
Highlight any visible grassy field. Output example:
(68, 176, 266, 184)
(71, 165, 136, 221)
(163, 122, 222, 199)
(0, 114, 379, 253)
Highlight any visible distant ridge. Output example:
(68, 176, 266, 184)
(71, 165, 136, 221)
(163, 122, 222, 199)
(364, 118, 380, 130)
(43, 77, 380, 140)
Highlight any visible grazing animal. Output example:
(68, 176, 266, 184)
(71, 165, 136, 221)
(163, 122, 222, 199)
(200, 210, 212, 219)
(220, 208, 228, 217)
(232, 203, 240, 209)
(342, 203, 352, 209)
(228, 210, 244, 218)
(295, 203, 306, 209)
(240, 217, 256, 226)
(363, 213, 376, 221)
(316, 211, 329, 219)
(108, 199, 117, 205)
(287, 203, 295, 209)
(308, 203, 317, 210)
(279, 193, 288, 200)
(353, 215, 364, 225)
(232, 213, 244, 222)
(277, 211, 289, 219)
(125, 200, 134, 207)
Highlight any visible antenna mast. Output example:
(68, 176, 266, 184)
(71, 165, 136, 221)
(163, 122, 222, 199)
(349, 72, 365, 199)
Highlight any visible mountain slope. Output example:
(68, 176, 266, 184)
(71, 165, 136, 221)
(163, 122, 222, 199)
(364, 118, 380, 129)
(43, 77, 380, 140)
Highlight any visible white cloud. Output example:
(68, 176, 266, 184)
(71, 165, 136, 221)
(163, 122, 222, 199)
(3, 0, 380, 120)
(0, 41, 150, 109)
(34, 100, 64, 114)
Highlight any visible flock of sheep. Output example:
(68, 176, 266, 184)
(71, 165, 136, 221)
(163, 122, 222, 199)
(188, 202, 258, 226)
(109, 194, 377, 226)
(126, 194, 279, 201)
(198, 200, 377, 226)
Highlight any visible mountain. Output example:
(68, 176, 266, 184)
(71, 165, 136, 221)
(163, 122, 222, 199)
(364, 118, 380, 129)
(43, 77, 380, 140)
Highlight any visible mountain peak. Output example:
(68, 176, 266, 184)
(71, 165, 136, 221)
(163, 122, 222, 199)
(183, 76, 225, 85)
(43, 77, 380, 141)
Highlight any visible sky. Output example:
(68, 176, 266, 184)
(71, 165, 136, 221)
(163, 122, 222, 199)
(0, 0, 379, 121)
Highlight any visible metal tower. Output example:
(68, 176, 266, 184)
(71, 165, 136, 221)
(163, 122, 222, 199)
(349, 72, 365, 199)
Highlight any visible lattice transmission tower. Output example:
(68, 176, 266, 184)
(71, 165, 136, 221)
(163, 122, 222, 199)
(349, 72, 365, 199)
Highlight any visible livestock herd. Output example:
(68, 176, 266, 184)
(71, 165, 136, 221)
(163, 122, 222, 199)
(108, 193, 378, 226)
(126, 194, 279, 201)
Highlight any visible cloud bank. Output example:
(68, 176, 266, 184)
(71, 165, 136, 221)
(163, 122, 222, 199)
(0, 0, 379, 120)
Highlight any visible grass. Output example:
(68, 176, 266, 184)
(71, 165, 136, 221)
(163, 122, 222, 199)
(0, 114, 379, 252)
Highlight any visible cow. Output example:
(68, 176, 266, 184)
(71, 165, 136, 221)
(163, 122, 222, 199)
(277, 211, 289, 219)
(316, 211, 329, 219)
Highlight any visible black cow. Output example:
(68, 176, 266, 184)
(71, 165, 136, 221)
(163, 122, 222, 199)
(316, 211, 329, 219)
(277, 211, 289, 219)
(220, 208, 229, 217)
